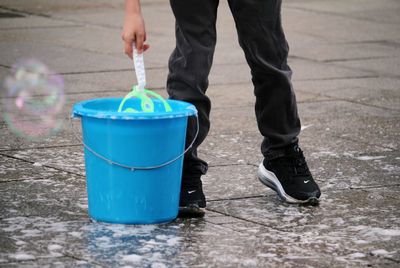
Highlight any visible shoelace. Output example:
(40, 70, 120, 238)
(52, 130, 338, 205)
(293, 155, 311, 176)
(279, 151, 311, 177)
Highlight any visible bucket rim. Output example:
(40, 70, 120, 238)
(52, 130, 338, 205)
(72, 98, 197, 120)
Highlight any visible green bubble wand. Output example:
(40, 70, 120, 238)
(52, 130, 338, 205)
(118, 45, 171, 113)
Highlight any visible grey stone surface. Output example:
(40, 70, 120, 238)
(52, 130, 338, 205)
(0, 0, 399, 267)
(2, 147, 86, 176)
(0, 13, 80, 30)
(285, 0, 400, 25)
(208, 83, 331, 109)
(289, 41, 399, 63)
(295, 77, 400, 111)
(0, 0, 124, 16)
(0, 122, 80, 151)
(283, 8, 400, 43)
(0, 257, 99, 268)
(0, 155, 63, 182)
(0, 176, 88, 221)
(202, 164, 269, 200)
(334, 57, 400, 78)
(298, 101, 400, 151)
(208, 188, 400, 267)
(0, 42, 132, 73)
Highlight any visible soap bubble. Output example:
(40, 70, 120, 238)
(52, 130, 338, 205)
(1, 59, 65, 140)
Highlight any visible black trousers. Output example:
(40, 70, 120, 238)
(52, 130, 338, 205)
(167, 0, 301, 179)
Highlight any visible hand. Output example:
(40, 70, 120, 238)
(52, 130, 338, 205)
(121, 14, 150, 58)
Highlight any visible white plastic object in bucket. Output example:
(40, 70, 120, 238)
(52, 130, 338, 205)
(71, 98, 198, 224)
(116, 43, 172, 113)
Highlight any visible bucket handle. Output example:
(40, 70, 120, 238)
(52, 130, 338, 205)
(69, 114, 199, 171)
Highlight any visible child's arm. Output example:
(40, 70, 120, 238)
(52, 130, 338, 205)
(121, 0, 149, 58)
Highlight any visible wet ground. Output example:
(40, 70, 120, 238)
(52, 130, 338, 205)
(0, 0, 399, 267)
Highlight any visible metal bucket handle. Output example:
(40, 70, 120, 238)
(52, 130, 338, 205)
(70, 112, 198, 171)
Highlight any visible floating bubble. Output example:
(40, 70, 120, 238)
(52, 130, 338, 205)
(1, 59, 65, 140)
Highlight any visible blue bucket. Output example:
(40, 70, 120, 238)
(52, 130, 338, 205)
(72, 98, 197, 224)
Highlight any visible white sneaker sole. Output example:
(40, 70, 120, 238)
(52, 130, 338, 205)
(257, 163, 319, 205)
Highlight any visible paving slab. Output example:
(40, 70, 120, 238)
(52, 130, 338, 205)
(209, 98, 400, 145)
(1, 147, 85, 176)
(0, 257, 99, 268)
(0, 0, 124, 16)
(0, 25, 174, 68)
(1, 2, 245, 68)
(284, 8, 400, 43)
(202, 164, 269, 200)
(295, 77, 400, 111)
(209, 185, 400, 234)
(334, 57, 400, 78)
(0, 155, 64, 182)
(62, 73, 133, 94)
(289, 41, 398, 63)
(45, 1, 249, 67)
(44, 64, 255, 95)
(208, 84, 329, 109)
(323, 87, 400, 112)
(0, 12, 80, 30)
(3, 212, 397, 267)
(0, 42, 131, 74)
(209, 105, 259, 134)
(296, 76, 400, 93)
(59, 63, 253, 93)
(0, 217, 90, 264)
(289, 58, 373, 81)
(298, 101, 400, 151)
(285, 0, 400, 25)
(285, 0, 400, 14)
(0, 123, 80, 151)
(0, 25, 121, 53)
(53, 2, 169, 30)
(0, 215, 282, 267)
(208, 186, 400, 262)
(0, 175, 87, 220)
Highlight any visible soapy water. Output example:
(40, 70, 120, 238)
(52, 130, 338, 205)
(2, 59, 65, 140)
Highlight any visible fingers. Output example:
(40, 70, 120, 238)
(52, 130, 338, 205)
(124, 40, 133, 59)
(122, 32, 149, 58)
(123, 40, 149, 59)
(135, 33, 145, 54)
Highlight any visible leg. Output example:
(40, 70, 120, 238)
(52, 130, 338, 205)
(228, 0, 300, 156)
(167, 0, 219, 214)
(228, 0, 320, 204)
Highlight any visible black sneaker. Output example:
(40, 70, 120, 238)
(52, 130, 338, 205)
(257, 144, 321, 205)
(178, 179, 206, 218)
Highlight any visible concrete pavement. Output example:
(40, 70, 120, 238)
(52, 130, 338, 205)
(0, 0, 399, 267)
